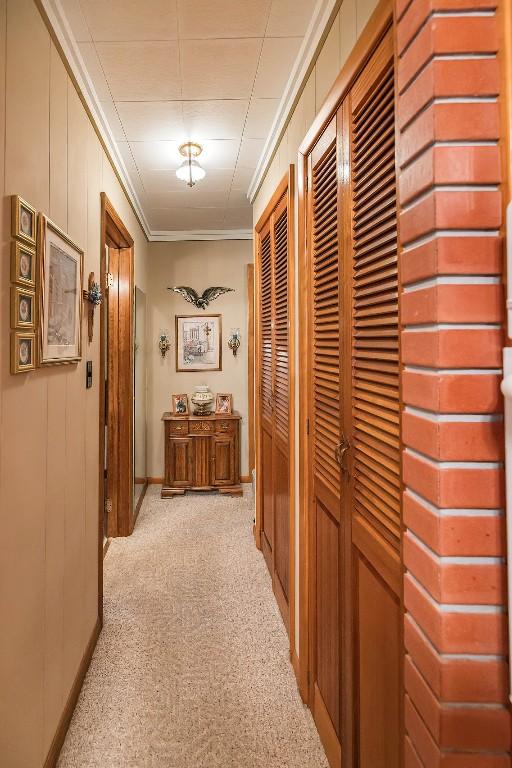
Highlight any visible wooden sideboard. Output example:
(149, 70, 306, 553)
(161, 411, 242, 498)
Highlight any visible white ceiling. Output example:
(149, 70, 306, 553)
(60, 0, 317, 235)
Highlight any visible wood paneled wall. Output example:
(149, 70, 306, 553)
(0, 2, 149, 765)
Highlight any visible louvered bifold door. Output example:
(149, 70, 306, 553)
(271, 193, 291, 627)
(259, 221, 274, 573)
(342, 28, 402, 768)
(307, 116, 344, 762)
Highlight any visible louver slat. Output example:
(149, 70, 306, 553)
(351, 63, 400, 550)
(312, 141, 340, 499)
(274, 206, 289, 443)
(260, 229, 273, 423)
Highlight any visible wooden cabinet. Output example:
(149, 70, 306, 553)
(161, 412, 242, 498)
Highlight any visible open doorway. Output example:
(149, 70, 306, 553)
(99, 193, 135, 547)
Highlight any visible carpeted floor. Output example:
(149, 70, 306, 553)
(58, 485, 328, 768)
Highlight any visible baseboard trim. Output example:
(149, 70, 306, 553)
(240, 474, 252, 483)
(132, 481, 148, 530)
(103, 537, 112, 558)
(43, 617, 101, 768)
(147, 477, 163, 484)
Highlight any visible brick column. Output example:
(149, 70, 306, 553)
(395, 0, 511, 765)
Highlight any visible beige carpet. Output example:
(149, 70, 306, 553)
(58, 485, 328, 768)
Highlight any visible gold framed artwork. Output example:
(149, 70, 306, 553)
(175, 314, 222, 372)
(172, 393, 189, 415)
(11, 195, 36, 247)
(215, 393, 233, 415)
(11, 241, 36, 288)
(11, 285, 35, 329)
(38, 215, 84, 365)
(11, 331, 36, 374)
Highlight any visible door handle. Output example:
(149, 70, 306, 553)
(334, 435, 351, 473)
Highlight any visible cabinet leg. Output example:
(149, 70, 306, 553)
(161, 487, 186, 499)
(219, 486, 243, 497)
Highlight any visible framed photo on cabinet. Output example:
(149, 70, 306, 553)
(172, 393, 189, 415)
(38, 215, 84, 365)
(215, 393, 232, 415)
(175, 314, 222, 372)
(11, 195, 36, 247)
(11, 285, 35, 330)
(11, 241, 36, 288)
(11, 331, 36, 374)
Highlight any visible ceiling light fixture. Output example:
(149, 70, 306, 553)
(176, 142, 206, 187)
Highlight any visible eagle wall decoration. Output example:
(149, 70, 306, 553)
(167, 286, 234, 310)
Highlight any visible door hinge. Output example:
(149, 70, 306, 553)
(306, 417, 310, 435)
(105, 272, 114, 289)
(105, 498, 112, 514)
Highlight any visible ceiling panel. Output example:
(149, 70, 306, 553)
(60, 0, 91, 42)
(80, 0, 178, 41)
(253, 37, 302, 98)
(143, 187, 231, 209)
(130, 139, 240, 172)
(182, 100, 249, 141)
(237, 138, 265, 169)
(244, 98, 279, 139)
(78, 42, 111, 100)
(148, 207, 228, 231)
(100, 100, 126, 141)
(96, 42, 181, 101)
(177, 0, 272, 39)
(180, 39, 261, 100)
(115, 102, 185, 142)
(266, 0, 317, 37)
(140, 168, 235, 194)
(224, 207, 254, 228)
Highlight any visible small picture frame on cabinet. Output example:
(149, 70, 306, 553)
(11, 331, 36, 374)
(11, 285, 35, 330)
(172, 393, 189, 416)
(11, 241, 36, 288)
(11, 195, 37, 247)
(215, 393, 232, 415)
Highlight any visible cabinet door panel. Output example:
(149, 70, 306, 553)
(212, 436, 235, 486)
(194, 436, 210, 487)
(168, 437, 193, 487)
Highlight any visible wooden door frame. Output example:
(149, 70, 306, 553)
(247, 262, 255, 479)
(296, 0, 393, 707)
(98, 193, 134, 590)
(254, 165, 296, 656)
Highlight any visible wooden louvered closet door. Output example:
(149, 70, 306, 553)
(256, 177, 292, 633)
(304, 26, 401, 768)
(342, 29, 401, 768)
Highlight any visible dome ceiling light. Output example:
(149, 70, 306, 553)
(176, 142, 206, 187)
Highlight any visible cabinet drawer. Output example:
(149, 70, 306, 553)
(169, 421, 188, 435)
(216, 420, 236, 434)
(190, 420, 215, 434)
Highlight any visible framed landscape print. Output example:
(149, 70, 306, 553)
(176, 314, 222, 372)
(172, 393, 189, 415)
(11, 195, 36, 247)
(11, 331, 36, 374)
(39, 215, 84, 365)
(11, 285, 35, 329)
(11, 241, 36, 288)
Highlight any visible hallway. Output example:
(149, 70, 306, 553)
(58, 486, 327, 768)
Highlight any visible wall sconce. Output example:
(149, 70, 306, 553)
(228, 328, 241, 357)
(82, 271, 103, 344)
(158, 330, 171, 358)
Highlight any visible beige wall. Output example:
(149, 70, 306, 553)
(252, 0, 378, 649)
(147, 240, 252, 480)
(0, 1, 149, 766)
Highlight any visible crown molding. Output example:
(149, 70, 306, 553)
(247, 0, 342, 204)
(150, 229, 253, 242)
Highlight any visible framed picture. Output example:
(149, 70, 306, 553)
(175, 314, 222, 372)
(39, 215, 84, 365)
(215, 393, 233, 415)
(11, 241, 36, 288)
(12, 195, 36, 246)
(11, 331, 36, 374)
(11, 285, 35, 329)
(172, 393, 189, 415)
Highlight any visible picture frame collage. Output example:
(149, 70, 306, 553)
(171, 392, 233, 416)
(9, 195, 84, 375)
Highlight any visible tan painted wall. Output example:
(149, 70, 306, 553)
(252, 0, 378, 648)
(147, 240, 252, 480)
(0, 1, 149, 765)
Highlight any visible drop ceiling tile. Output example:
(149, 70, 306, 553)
(199, 140, 240, 169)
(244, 98, 279, 139)
(180, 39, 261, 100)
(80, 0, 178, 41)
(60, 0, 91, 41)
(144, 187, 230, 209)
(141, 168, 234, 194)
(177, 0, 271, 39)
(237, 138, 265, 169)
(224, 207, 253, 229)
(266, 0, 316, 37)
(253, 37, 302, 98)
(100, 101, 125, 142)
(231, 165, 254, 189)
(77, 43, 111, 101)
(227, 188, 250, 208)
(148, 207, 228, 231)
(116, 141, 145, 195)
(182, 100, 248, 141)
(115, 102, 184, 142)
(96, 42, 181, 101)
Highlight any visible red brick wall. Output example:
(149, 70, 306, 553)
(395, 0, 510, 764)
